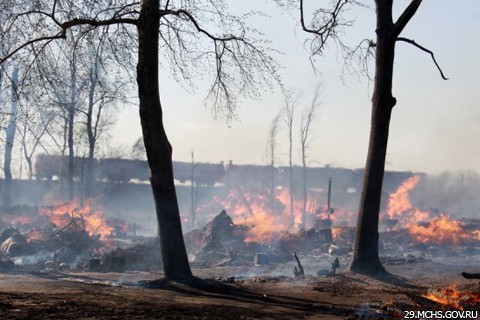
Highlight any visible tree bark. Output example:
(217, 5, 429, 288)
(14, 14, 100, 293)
(137, 0, 193, 281)
(350, 1, 396, 274)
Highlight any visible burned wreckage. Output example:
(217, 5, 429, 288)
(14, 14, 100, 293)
(0, 202, 161, 274)
(0, 174, 480, 314)
(1, 176, 479, 275)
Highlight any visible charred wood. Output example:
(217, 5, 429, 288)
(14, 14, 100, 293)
(294, 252, 304, 277)
(461, 272, 480, 279)
(331, 257, 340, 274)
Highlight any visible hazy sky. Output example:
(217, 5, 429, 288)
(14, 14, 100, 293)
(112, 1, 480, 174)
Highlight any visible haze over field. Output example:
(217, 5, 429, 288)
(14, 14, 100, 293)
(112, 0, 480, 174)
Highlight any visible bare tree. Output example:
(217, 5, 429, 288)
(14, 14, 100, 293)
(35, 39, 87, 200)
(16, 89, 54, 180)
(266, 109, 282, 204)
(299, 0, 448, 274)
(1, 0, 279, 282)
(189, 149, 198, 230)
(283, 93, 298, 221)
(299, 86, 320, 229)
(79, 32, 130, 198)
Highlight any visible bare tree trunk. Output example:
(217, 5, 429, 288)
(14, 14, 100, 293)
(3, 67, 19, 208)
(267, 112, 281, 206)
(67, 50, 77, 201)
(350, 1, 396, 274)
(85, 61, 98, 198)
(189, 150, 196, 229)
(20, 122, 34, 180)
(284, 98, 295, 220)
(288, 135, 294, 219)
(137, 0, 192, 281)
(301, 146, 307, 230)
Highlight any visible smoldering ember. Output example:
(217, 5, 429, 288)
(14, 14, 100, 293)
(0, 157, 479, 319)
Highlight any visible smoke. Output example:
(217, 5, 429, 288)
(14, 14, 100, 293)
(11, 251, 53, 266)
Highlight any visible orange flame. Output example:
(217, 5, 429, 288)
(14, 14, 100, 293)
(316, 208, 357, 227)
(26, 228, 45, 242)
(40, 199, 113, 239)
(386, 175, 420, 218)
(384, 175, 480, 245)
(473, 230, 480, 240)
(409, 217, 467, 245)
(212, 187, 317, 242)
(384, 175, 430, 227)
(423, 285, 480, 310)
(119, 224, 129, 233)
(201, 183, 360, 242)
(2, 216, 35, 226)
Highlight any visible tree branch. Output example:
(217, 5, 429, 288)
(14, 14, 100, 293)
(393, 0, 423, 37)
(397, 37, 448, 80)
(300, 0, 350, 53)
(1, 16, 137, 65)
(1, 35, 63, 64)
(61, 17, 138, 30)
(163, 9, 238, 42)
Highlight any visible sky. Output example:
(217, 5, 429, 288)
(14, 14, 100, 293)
(112, 0, 480, 175)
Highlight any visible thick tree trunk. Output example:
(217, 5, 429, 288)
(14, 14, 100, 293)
(350, 1, 396, 274)
(2, 67, 19, 208)
(137, 0, 193, 281)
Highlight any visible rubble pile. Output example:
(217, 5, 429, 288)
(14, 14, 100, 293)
(185, 210, 343, 268)
(0, 204, 162, 274)
(184, 209, 480, 272)
(0, 218, 100, 271)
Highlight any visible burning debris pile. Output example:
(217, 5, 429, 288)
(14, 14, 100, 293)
(186, 174, 480, 271)
(185, 209, 347, 270)
(0, 217, 100, 272)
(0, 200, 161, 273)
(378, 175, 480, 262)
(186, 210, 290, 267)
(1, 174, 479, 278)
(381, 175, 480, 243)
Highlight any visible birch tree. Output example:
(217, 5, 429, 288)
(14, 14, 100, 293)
(299, 86, 320, 229)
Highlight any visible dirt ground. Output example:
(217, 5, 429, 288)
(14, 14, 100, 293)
(0, 260, 478, 320)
